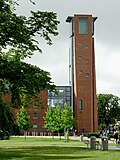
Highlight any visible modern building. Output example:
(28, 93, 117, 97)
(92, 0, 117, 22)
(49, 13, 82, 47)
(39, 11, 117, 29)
(66, 14, 98, 132)
(48, 86, 71, 108)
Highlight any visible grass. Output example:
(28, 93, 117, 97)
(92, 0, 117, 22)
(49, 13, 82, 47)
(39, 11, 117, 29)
(0, 136, 119, 160)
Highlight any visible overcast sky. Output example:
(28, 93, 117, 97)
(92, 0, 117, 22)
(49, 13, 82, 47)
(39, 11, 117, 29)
(16, 0, 120, 97)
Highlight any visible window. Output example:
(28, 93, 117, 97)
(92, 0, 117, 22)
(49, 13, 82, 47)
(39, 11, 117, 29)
(49, 99, 64, 108)
(66, 96, 70, 100)
(85, 59, 89, 63)
(79, 70, 82, 74)
(33, 124, 37, 128)
(66, 101, 70, 106)
(79, 99, 82, 111)
(79, 56, 82, 60)
(85, 45, 88, 49)
(48, 91, 56, 96)
(48, 99, 52, 106)
(85, 73, 89, 77)
(66, 87, 71, 92)
(33, 113, 38, 119)
(58, 89, 65, 96)
(78, 42, 82, 46)
(78, 17, 88, 34)
(33, 101, 39, 109)
(65, 92, 70, 96)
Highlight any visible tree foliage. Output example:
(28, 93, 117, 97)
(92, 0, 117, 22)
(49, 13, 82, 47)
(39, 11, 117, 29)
(44, 105, 56, 133)
(0, 0, 59, 58)
(0, 98, 15, 135)
(62, 103, 76, 130)
(17, 105, 31, 140)
(0, 53, 56, 106)
(54, 105, 64, 133)
(97, 94, 120, 129)
(17, 106, 31, 132)
(0, 0, 59, 135)
(44, 103, 76, 139)
(0, 0, 59, 106)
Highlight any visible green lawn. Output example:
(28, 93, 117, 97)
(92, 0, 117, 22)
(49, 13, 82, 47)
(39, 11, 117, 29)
(0, 137, 119, 160)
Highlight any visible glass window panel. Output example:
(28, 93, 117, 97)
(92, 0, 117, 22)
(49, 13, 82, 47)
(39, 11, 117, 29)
(66, 96, 70, 100)
(85, 59, 89, 63)
(33, 113, 38, 119)
(79, 99, 82, 110)
(33, 124, 37, 128)
(85, 45, 88, 49)
(66, 87, 71, 92)
(66, 101, 70, 106)
(79, 70, 82, 74)
(33, 101, 39, 109)
(58, 89, 65, 96)
(79, 56, 82, 60)
(85, 73, 89, 77)
(65, 92, 70, 96)
(78, 17, 88, 34)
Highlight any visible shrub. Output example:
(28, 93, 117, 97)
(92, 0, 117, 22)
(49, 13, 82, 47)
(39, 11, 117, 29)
(107, 134, 114, 140)
(0, 130, 10, 140)
(87, 132, 100, 138)
(0, 130, 4, 137)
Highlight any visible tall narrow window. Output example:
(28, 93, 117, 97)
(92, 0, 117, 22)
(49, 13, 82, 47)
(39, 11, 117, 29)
(79, 99, 82, 111)
(33, 113, 38, 119)
(33, 101, 39, 109)
(78, 17, 88, 34)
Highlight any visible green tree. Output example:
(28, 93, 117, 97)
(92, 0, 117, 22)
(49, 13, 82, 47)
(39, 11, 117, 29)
(17, 105, 31, 140)
(44, 105, 64, 139)
(97, 94, 120, 129)
(44, 106, 56, 138)
(0, 98, 15, 137)
(54, 105, 64, 134)
(0, 0, 59, 104)
(62, 103, 76, 142)
(0, 0, 59, 136)
(0, 0, 59, 58)
(0, 54, 56, 106)
(44, 103, 76, 141)
(0, 79, 16, 137)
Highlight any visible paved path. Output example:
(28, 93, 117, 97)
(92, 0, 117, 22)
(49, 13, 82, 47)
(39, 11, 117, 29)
(109, 146, 120, 150)
(69, 136, 120, 150)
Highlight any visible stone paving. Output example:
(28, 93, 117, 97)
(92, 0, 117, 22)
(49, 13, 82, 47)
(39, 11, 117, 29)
(109, 146, 120, 150)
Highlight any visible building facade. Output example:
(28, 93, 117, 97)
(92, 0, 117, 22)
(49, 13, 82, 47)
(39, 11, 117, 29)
(66, 14, 98, 132)
(48, 86, 71, 108)
(13, 91, 48, 135)
(4, 14, 98, 135)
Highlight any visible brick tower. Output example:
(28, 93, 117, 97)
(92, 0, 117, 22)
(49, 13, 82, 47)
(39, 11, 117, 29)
(66, 14, 98, 132)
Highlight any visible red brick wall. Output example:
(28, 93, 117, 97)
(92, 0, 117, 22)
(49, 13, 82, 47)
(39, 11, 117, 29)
(13, 90, 48, 133)
(73, 14, 98, 132)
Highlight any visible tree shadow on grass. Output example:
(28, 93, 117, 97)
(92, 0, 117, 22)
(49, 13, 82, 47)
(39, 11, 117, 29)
(0, 146, 95, 160)
(33, 155, 93, 160)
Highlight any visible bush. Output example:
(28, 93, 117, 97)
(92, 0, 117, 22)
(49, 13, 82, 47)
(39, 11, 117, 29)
(106, 133, 120, 140)
(0, 130, 4, 137)
(0, 130, 10, 140)
(87, 132, 100, 138)
(107, 134, 114, 140)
